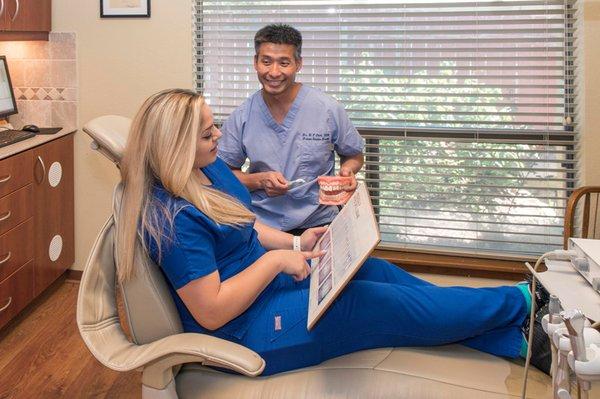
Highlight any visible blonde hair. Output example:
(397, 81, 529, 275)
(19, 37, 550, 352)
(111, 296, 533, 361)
(117, 88, 255, 283)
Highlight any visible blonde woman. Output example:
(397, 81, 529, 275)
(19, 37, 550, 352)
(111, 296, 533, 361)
(118, 89, 550, 376)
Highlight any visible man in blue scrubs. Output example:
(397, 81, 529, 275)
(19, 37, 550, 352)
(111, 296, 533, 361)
(219, 24, 365, 233)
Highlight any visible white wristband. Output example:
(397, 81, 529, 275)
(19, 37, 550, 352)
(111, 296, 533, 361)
(293, 235, 302, 251)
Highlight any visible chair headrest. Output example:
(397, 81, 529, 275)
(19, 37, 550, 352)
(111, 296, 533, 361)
(83, 115, 131, 163)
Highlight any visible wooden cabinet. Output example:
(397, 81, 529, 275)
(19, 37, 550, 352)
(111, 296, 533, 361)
(0, 220, 33, 283)
(0, 260, 34, 329)
(3, 0, 51, 32)
(32, 134, 74, 296)
(0, 0, 51, 41)
(0, 133, 74, 329)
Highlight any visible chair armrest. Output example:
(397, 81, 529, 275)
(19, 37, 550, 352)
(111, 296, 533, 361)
(79, 320, 265, 383)
(140, 333, 267, 390)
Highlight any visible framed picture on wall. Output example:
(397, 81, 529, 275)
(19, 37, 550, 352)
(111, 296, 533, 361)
(100, 0, 151, 18)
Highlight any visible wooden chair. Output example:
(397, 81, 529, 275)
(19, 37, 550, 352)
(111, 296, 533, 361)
(563, 186, 600, 248)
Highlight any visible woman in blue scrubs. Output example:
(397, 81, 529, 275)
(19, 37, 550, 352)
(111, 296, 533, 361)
(116, 89, 543, 376)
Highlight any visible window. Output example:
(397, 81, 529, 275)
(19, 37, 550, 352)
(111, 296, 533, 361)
(195, 0, 577, 258)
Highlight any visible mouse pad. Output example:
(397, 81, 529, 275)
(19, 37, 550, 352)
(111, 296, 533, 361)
(31, 127, 62, 135)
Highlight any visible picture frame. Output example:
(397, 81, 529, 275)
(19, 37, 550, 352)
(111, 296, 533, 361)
(100, 0, 150, 18)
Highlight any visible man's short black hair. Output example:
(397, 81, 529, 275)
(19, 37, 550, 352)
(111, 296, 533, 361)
(254, 24, 302, 60)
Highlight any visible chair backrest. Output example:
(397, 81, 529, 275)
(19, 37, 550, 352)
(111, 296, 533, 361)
(563, 186, 600, 248)
(82, 115, 183, 344)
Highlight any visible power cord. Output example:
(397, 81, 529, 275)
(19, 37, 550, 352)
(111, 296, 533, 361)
(521, 249, 576, 399)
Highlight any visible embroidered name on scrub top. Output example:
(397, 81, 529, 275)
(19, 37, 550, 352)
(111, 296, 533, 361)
(301, 132, 331, 141)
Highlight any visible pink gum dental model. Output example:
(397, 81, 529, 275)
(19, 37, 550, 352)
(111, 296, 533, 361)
(317, 175, 355, 205)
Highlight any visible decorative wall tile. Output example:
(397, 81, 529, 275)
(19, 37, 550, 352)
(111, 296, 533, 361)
(61, 88, 77, 102)
(10, 101, 52, 127)
(0, 41, 49, 60)
(51, 60, 76, 87)
(6, 32, 77, 131)
(6, 59, 24, 86)
(49, 32, 76, 60)
(51, 101, 77, 132)
(21, 60, 51, 87)
(14, 87, 70, 101)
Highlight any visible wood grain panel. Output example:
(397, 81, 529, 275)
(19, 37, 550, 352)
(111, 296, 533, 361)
(0, 149, 33, 198)
(0, 31, 48, 41)
(33, 134, 74, 295)
(3, 0, 51, 32)
(0, 184, 32, 236)
(372, 248, 528, 280)
(0, 261, 33, 329)
(0, 219, 34, 283)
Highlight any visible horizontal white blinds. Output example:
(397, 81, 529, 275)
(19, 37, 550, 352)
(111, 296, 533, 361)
(195, 0, 578, 257)
(355, 132, 573, 255)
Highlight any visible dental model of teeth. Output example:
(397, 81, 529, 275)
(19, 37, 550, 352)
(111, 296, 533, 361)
(317, 175, 354, 205)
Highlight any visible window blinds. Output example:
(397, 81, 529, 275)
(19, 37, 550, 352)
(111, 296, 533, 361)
(195, 0, 578, 257)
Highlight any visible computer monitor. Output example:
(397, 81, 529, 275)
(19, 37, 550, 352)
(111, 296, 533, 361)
(0, 56, 17, 119)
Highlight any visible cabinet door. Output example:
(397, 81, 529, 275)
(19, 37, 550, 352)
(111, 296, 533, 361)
(32, 134, 74, 295)
(0, 261, 34, 329)
(3, 0, 51, 32)
(0, 1, 9, 30)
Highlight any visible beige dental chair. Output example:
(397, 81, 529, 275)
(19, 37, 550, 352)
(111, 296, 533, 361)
(77, 115, 552, 398)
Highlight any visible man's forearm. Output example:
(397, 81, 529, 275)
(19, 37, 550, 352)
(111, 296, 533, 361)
(340, 153, 364, 174)
(231, 168, 264, 191)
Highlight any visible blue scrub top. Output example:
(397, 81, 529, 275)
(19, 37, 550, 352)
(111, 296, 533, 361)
(146, 158, 285, 340)
(219, 85, 365, 231)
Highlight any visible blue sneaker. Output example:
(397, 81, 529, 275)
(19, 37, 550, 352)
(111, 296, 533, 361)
(524, 315, 552, 375)
(521, 275, 551, 375)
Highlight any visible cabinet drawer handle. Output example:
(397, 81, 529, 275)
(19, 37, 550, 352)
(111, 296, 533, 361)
(0, 174, 9, 183)
(0, 210, 10, 222)
(9, 0, 18, 21)
(0, 297, 11, 312)
(0, 0, 4, 17)
(0, 252, 10, 264)
(35, 156, 46, 185)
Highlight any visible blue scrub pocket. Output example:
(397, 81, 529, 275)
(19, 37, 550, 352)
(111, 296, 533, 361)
(298, 140, 334, 178)
(268, 289, 309, 343)
(268, 307, 306, 343)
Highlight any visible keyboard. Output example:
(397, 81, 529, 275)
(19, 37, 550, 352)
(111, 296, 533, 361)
(0, 129, 35, 148)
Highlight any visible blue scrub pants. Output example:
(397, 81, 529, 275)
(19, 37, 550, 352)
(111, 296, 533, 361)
(240, 257, 527, 376)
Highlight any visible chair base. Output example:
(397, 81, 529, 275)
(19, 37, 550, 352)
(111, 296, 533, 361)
(143, 380, 177, 399)
(175, 345, 552, 399)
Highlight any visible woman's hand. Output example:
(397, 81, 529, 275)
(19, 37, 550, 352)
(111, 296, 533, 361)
(300, 226, 328, 251)
(270, 249, 324, 281)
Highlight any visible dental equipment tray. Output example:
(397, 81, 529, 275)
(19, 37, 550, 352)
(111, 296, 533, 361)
(529, 259, 600, 322)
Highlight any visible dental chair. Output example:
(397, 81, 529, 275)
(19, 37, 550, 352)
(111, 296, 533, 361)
(77, 115, 552, 398)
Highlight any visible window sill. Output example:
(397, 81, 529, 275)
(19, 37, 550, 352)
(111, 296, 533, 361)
(372, 248, 534, 281)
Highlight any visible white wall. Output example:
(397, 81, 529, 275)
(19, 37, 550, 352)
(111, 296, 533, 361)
(52, 0, 193, 270)
(52, 0, 600, 270)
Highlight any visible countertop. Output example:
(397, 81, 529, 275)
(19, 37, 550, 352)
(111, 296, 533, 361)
(0, 129, 76, 160)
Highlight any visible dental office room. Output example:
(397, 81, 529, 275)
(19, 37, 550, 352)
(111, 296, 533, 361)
(1, 0, 600, 398)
